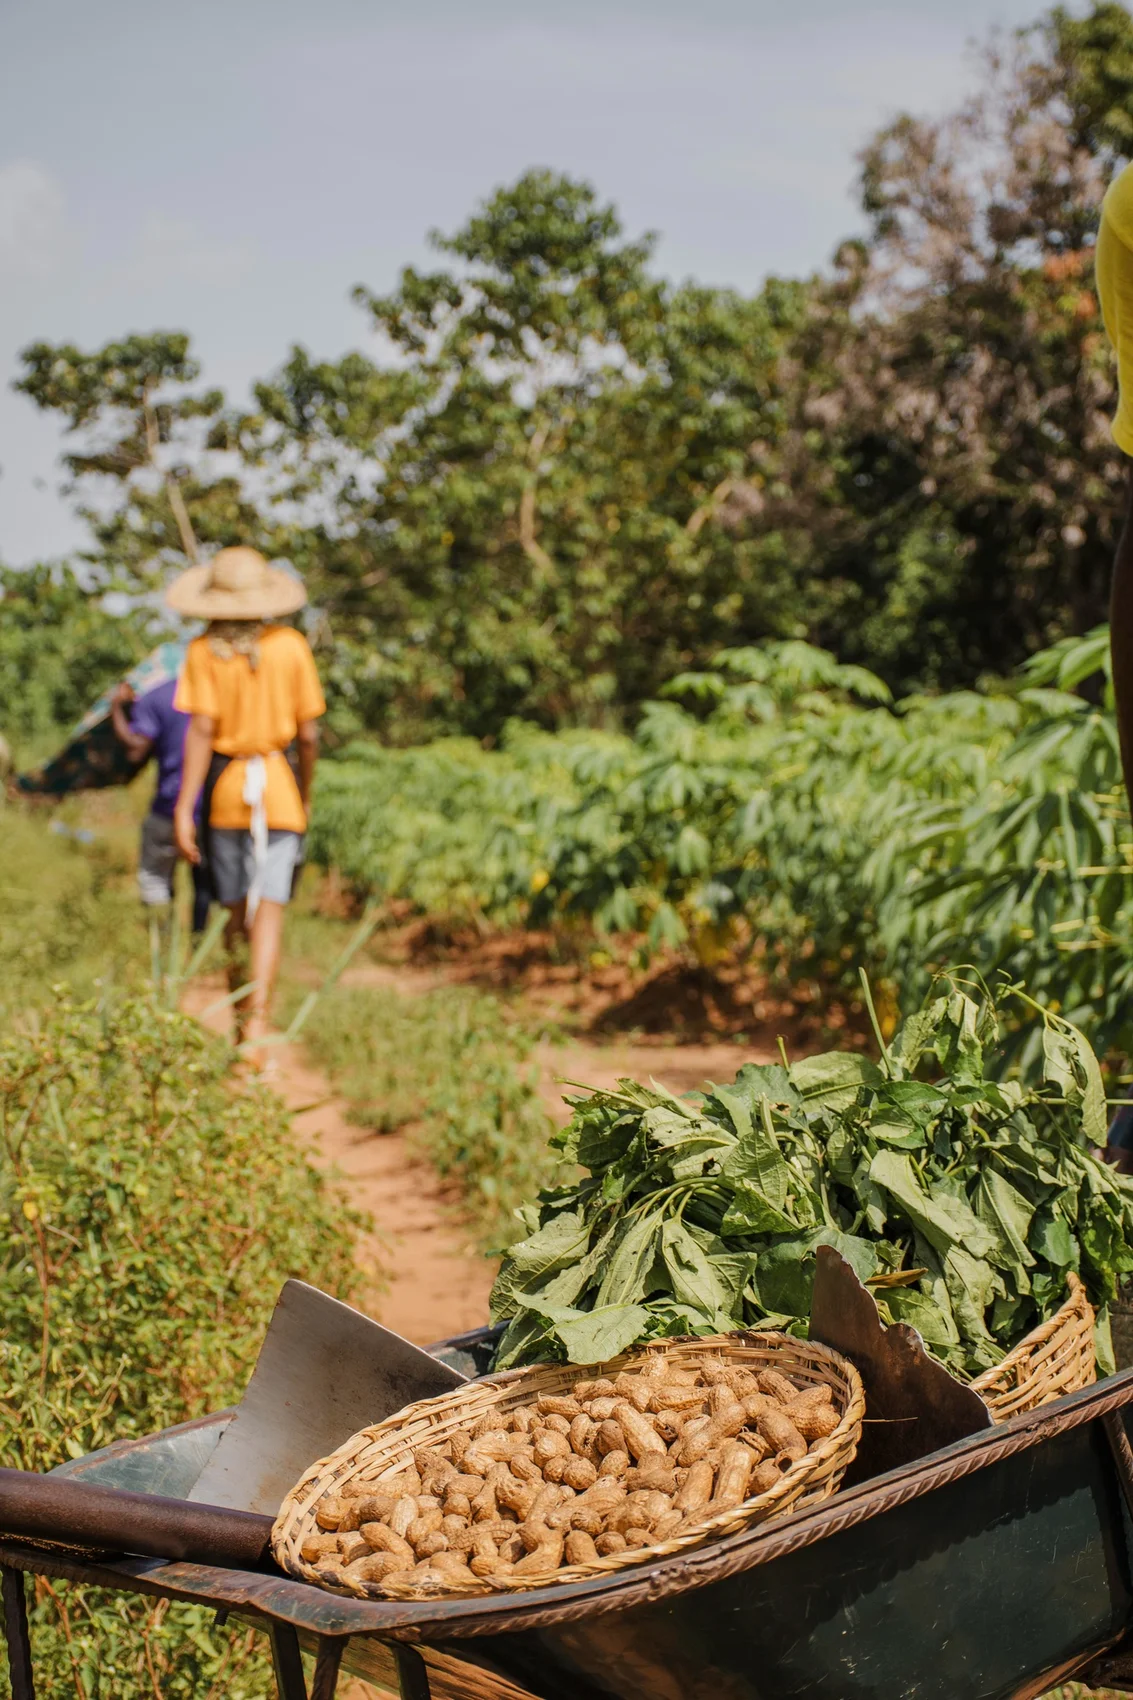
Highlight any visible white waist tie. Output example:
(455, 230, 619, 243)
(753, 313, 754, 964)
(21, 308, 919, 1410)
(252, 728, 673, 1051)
(242, 754, 269, 922)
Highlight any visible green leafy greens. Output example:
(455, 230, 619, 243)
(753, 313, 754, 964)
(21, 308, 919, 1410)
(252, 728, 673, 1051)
(490, 982, 1133, 1377)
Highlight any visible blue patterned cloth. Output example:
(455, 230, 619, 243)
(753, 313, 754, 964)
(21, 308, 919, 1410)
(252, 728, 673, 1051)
(17, 642, 187, 797)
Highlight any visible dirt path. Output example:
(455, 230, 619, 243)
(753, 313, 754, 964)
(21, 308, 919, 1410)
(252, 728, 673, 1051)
(182, 961, 769, 1341)
(182, 978, 495, 1345)
(319, 960, 776, 1122)
(535, 1036, 775, 1123)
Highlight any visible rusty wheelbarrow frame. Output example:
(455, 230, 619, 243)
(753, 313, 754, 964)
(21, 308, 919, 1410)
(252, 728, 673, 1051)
(6, 1365, 1133, 1699)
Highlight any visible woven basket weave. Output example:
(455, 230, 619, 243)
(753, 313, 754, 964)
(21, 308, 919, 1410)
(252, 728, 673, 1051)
(272, 1331, 865, 1600)
(969, 1273, 1095, 1421)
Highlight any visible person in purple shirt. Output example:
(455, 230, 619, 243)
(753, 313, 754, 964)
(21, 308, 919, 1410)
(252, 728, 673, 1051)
(111, 678, 211, 933)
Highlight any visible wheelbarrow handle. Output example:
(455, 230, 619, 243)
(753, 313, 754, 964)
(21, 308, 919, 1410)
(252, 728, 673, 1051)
(0, 1467, 275, 1568)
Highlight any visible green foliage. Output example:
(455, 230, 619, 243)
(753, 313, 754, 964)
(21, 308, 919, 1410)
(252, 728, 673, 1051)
(0, 807, 148, 1023)
(285, 979, 561, 1248)
(490, 982, 1130, 1376)
(1052, 1, 1133, 159)
(233, 168, 799, 739)
(309, 629, 1133, 1067)
(0, 565, 150, 761)
(14, 332, 266, 585)
(15, 5, 1133, 731)
(748, 0, 1130, 696)
(0, 991, 361, 1697)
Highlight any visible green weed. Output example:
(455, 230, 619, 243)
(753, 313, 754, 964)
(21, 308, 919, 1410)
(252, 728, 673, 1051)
(282, 977, 561, 1250)
(0, 992, 364, 1697)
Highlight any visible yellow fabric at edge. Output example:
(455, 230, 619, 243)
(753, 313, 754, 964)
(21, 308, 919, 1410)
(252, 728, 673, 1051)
(1098, 162, 1133, 456)
(175, 625, 326, 830)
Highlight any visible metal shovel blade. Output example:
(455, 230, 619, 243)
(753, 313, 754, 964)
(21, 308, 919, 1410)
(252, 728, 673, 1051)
(188, 1280, 467, 1514)
(810, 1246, 991, 1487)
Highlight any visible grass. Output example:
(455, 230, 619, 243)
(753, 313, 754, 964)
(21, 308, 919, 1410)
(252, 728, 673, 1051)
(277, 963, 563, 1251)
(0, 781, 188, 1025)
(0, 971, 366, 1699)
(1, 798, 562, 1262)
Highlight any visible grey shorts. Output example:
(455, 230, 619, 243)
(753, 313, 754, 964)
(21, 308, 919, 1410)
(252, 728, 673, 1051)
(208, 829, 303, 906)
(138, 812, 178, 906)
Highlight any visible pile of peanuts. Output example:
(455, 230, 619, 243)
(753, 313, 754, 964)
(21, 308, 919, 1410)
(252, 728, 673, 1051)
(298, 1352, 842, 1595)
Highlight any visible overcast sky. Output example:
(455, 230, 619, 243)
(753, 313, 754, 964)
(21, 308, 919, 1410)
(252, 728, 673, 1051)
(1, 0, 1060, 565)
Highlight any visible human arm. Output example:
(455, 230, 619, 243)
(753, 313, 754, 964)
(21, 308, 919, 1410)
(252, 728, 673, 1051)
(296, 719, 319, 812)
(1112, 465, 1133, 809)
(173, 714, 215, 864)
(109, 684, 153, 765)
(290, 633, 325, 815)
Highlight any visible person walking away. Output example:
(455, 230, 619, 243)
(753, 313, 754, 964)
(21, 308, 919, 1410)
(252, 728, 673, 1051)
(168, 547, 325, 1067)
(1095, 160, 1133, 1171)
(110, 674, 211, 934)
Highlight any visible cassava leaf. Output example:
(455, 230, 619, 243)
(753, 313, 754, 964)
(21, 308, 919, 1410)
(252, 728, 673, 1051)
(869, 1150, 998, 1261)
(790, 1052, 884, 1109)
(553, 1304, 653, 1365)
(975, 1168, 1036, 1271)
(720, 1121, 792, 1210)
(1029, 1208, 1077, 1268)
(721, 1184, 799, 1236)
(880, 1287, 960, 1349)
(660, 1219, 734, 1323)
(490, 982, 1133, 1376)
(595, 1211, 663, 1307)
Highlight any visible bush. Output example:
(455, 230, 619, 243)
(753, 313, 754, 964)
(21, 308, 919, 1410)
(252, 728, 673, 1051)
(0, 564, 151, 766)
(0, 993, 363, 1697)
(0, 808, 147, 1025)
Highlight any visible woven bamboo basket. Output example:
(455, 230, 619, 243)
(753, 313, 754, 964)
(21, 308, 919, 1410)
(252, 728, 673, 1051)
(272, 1331, 865, 1601)
(969, 1273, 1095, 1421)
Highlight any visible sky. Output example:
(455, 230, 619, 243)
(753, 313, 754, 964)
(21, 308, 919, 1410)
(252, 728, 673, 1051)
(1, 0, 1058, 565)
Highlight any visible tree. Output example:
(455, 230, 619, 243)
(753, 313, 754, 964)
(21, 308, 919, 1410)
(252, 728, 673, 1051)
(234, 171, 802, 738)
(14, 333, 265, 588)
(15, 4, 1133, 730)
(713, 1, 1133, 693)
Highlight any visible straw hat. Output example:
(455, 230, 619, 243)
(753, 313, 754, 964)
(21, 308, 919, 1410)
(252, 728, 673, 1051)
(165, 547, 307, 621)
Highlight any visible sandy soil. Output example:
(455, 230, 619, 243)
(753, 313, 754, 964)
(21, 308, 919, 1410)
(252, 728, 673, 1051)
(181, 963, 772, 1348)
(182, 978, 496, 1346)
(534, 1035, 775, 1123)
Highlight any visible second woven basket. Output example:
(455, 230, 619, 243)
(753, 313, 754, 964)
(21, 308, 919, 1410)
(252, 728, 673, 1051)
(969, 1273, 1095, 1421)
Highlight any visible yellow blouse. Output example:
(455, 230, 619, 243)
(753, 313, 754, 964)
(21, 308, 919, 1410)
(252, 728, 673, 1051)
(1097, 161, 1133, 456)
(175, 625, 325, 831)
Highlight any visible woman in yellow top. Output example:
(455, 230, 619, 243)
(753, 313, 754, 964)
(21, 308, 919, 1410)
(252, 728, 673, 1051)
(168, 546, 325, 1063)
(1098, 163, 1133, 822)
(1095, 164, 1133, 1172)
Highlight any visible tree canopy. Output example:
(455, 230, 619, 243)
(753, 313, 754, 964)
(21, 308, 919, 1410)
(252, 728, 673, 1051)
(13, 2, 1133, 739)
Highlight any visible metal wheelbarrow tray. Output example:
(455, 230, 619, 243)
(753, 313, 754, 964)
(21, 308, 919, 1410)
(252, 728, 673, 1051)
(7, 1367, 1133, 1700)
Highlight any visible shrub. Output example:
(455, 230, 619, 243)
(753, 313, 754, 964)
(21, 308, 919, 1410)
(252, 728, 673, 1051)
(0, 993, 363, 1697)
(0, 808, 146, 1025)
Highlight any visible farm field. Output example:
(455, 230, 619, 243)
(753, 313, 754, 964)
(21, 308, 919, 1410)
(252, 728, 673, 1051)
(0, 796, 1125, 1700)
(5, 2, 1133, 1689)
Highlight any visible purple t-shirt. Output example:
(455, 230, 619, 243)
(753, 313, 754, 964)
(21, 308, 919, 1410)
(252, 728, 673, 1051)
(131, 678, 189, 819)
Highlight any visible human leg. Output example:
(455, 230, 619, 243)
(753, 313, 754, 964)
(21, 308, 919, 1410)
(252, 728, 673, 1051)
(137, 813, 177, 974)
(242, 833, 302, 1058)
(209, 830, 301, 1062)
(190, 858, 212, 935)
(244, 900, 286, 1053)
(137, 813, 177, 910)
(222, 898, 251, 1042)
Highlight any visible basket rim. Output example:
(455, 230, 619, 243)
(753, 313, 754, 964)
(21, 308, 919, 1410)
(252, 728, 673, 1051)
(272, 1331, 865, 1602)
(969, 1272, 1094, 1401)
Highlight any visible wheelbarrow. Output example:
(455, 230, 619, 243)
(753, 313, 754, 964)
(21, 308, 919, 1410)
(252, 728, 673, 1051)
(6, 1295, 1133, 1699)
